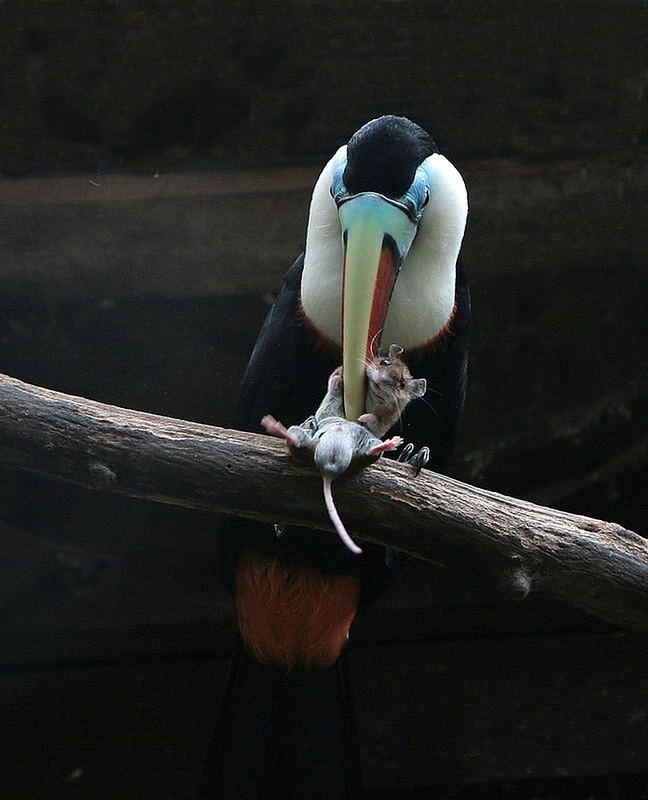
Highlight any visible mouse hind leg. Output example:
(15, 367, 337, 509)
(261, 414, 312, 449)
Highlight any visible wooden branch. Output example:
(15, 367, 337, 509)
(1, 372, 647, 630)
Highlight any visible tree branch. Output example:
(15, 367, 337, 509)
(0, 372, 647, 630)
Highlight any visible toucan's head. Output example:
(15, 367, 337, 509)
(301, 116, 468, 421)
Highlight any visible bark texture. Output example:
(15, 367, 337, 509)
(0, 371, 647, 630)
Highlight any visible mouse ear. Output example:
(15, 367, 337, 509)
(388, 343, 404, 359)
(408, 378, 427, 397)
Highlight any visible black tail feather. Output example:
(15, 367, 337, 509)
(199, 641, 362, 800)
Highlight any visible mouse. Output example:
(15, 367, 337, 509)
(361, 344, 427, 437)
(261, 368, 403, 554)
(295, 344, 426, 435)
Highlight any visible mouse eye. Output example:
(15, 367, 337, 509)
(399, 380, 406, 389)
(379, 359, 390, 367)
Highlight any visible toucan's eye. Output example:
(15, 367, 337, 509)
(380, 359, 390, 367)
(422, 188, 430, 208)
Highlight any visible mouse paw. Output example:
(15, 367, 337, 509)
(367, 435, 404, 456)
(327, 367, 344, 394)
(397, 443, 431, 476)
(357, 412, 378, 427)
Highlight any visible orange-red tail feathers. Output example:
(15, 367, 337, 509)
(235, 552, 360, 668)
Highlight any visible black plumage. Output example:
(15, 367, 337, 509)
(344, 114, 439, 196)
(200, 116, 470, 800)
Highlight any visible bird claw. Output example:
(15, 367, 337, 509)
(397, 442, 415, 463)
(397, 443, 430, 476)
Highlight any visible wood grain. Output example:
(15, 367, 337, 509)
(1, 372, 647, 630)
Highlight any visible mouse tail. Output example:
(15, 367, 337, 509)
(322, 476, 363, 555)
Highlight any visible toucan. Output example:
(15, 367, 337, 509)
(199, 116, 470, 799)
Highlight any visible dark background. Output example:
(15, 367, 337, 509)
(0, 1, 646, 798)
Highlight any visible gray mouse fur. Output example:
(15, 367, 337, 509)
(261, 347, 425, 554)
(361, 344, 427, 437)
(261, 369, 402, 554)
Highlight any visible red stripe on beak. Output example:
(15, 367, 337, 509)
(367, 245, 398, 359)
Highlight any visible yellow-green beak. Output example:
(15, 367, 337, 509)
(338, 194, 418, 420)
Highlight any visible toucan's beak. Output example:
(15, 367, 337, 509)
(338, 194, 419, 420)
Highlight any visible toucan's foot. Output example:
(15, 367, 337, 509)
(302, 415, 318, 433)
(397, 442, 415, 463)
(397, 443, 430, 476)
